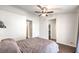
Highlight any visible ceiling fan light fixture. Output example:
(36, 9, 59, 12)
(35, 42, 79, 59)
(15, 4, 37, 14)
(41, 13, 48, 16)
(41, 14, 46, 16)
(43, 7, 47, 12)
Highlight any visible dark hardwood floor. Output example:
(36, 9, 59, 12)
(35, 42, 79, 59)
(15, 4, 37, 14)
(50, 39, 76, 53)
(58, 43, 76, 53)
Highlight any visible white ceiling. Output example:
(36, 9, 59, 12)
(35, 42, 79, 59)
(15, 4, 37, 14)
(12, 5, 78, 16)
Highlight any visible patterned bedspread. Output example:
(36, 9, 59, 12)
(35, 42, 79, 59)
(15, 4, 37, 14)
(17, 37, 59, 53)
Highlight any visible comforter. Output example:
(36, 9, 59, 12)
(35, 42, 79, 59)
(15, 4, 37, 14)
(17, 37, 59, 53)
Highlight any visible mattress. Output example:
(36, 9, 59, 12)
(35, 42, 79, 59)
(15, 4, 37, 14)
(17, 37, 59, 53)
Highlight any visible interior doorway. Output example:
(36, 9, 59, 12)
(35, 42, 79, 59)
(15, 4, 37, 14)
(26, 20, 32, 39)
(48, 19, 56, 41)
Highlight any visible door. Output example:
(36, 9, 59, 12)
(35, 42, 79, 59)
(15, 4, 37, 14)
(26, 20, 32, 39)
(48, 19, 56, 41)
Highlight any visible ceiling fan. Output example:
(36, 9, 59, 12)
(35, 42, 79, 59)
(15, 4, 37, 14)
(35, 5, 54, 16)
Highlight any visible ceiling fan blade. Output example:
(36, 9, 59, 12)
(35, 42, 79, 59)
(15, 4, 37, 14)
(47, 11, 53, 13)
(37, 5, 43, 10)
(39, 14, 42, 16)
(35, 11, 42, 13)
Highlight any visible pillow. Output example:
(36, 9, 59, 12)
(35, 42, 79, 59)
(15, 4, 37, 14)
(0, 38, 21, 53)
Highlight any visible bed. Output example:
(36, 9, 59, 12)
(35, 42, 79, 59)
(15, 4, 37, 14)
(0, 37, 59, 53)
(17, 37, 59, 53)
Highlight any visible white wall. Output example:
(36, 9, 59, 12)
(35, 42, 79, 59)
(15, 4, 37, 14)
(39, 16, 56, 39)
(0, 6, 40, 41)
(39, 18, 48, 39)
(56, 13, 78, 47)
(25, 13, 39, 37)
(75, 8, 79, 52)
(39, 13, 78, 47)
(0, 10, 26, 40)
